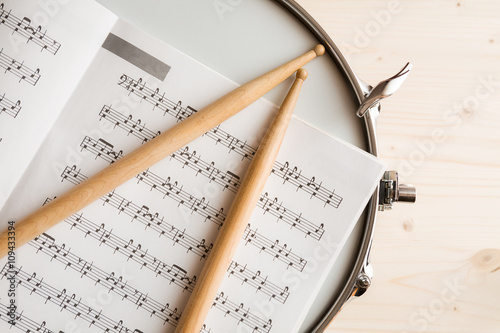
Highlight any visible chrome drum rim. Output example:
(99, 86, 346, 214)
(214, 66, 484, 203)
(274, 1, 380, 331)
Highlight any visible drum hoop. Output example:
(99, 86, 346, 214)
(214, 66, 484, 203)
(274, 1, 380, 331)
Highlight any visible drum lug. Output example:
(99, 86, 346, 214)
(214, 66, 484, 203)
(378, 170, 416, 211)
(344, 263, 373, 303)
(356, 62, 412, 118)
(352, 263, 373, 298)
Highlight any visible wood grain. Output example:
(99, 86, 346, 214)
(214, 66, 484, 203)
(175, 68, 308, 333)
(298, 0, 500, 332)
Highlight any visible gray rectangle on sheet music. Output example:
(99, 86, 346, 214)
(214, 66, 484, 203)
(102, 33, 170, 81)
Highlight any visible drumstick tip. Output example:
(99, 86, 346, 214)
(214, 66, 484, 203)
(296, 68, 308, 81)
(314, 44, 325, 57)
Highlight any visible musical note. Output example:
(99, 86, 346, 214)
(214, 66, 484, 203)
(118, 74, 196, 122)
(272, 161, 343, 208)
(242, 225, 307, 272)
(1, 263, 134, 332)
(79, 136, 123, 164)
(257, 192, 325, 240)
(98, 105, 160, 143)
(0, 48, 41, 85)
(211, 291, 272, 333)
(0, 4, 61, 54)
(200, 324, 213, 333)
(227, 261, 290, 304)
(0, 92, 21, 118)
(60, 165, 85, 184)
(134, 169, 226, 228)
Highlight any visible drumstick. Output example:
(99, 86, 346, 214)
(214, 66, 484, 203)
(174, 68, 308, 333)
(0, 45, 324, 258)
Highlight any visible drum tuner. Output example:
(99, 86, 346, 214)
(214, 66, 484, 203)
(379, 171, 417, 211)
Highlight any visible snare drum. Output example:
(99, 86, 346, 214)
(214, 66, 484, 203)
(94, 0, 415, 331)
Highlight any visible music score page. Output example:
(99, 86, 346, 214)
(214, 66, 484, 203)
(0, 1, 385, 332)
(0, 0, 117, 208)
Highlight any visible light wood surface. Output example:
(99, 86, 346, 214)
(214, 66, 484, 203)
(298, 1, 500, 332)
(175, 68, 308, 333)
(0, 46, 324, 259)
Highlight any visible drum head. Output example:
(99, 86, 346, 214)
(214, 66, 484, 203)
(96, 0, 374, 331)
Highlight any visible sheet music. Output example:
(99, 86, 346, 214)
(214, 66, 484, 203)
(0, 0, 117, 208)
(0, 3, 385, 332)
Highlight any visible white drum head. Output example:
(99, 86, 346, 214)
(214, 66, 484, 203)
(96, 1, 374, 331)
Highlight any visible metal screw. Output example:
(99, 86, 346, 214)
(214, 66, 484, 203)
(357, 273, 371, 289)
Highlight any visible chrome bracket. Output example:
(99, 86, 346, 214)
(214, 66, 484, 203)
(378, 171, 416, 211)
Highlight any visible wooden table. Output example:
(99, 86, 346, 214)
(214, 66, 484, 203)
(298, 1, 500, 332)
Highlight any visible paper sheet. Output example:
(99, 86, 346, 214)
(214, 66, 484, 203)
(0, 0, 117, 208)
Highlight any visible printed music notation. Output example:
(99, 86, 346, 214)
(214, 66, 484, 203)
(27, 235, 281, 332)
(60, 164, 85, 184)
(27, 218, 271, 332)
(170, 146, 239, 191)
(80, 136, 325, 241)
(212, 292, 272, 333)
(118, 75, 255, 159)
(227, 261, 290, 304)
(81, 135, 238, 196)
(101, 190, 214, 260)
(135, 169, 225, 228)
(80, 136, 123, 164)
(99, 105, 161, 143)
(0, 264, 137, 333)
(116, 74, 343, 209)
(60, 165, 226, 229)
(58, 167, 298, 300)
(0, 302, 56, 333)
(28, 233, 183, 328)
(0, 48, 40, 85)
(0, 3, 61, 54)
(272, 161, 343, 209)
(243, 224, 307, 272)
(165, 147, 333, 224)
(63, 212, 197, 293)
(257, 192, 324, 240)
(41, 196, 199, 295)
(82, 130, 242, 196)
(118, 74, 196, 123)
(0, 92, 21, 118)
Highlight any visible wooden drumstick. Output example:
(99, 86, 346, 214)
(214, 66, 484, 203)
(174, 68, 308, 333)
(0, 45, 324, 258)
